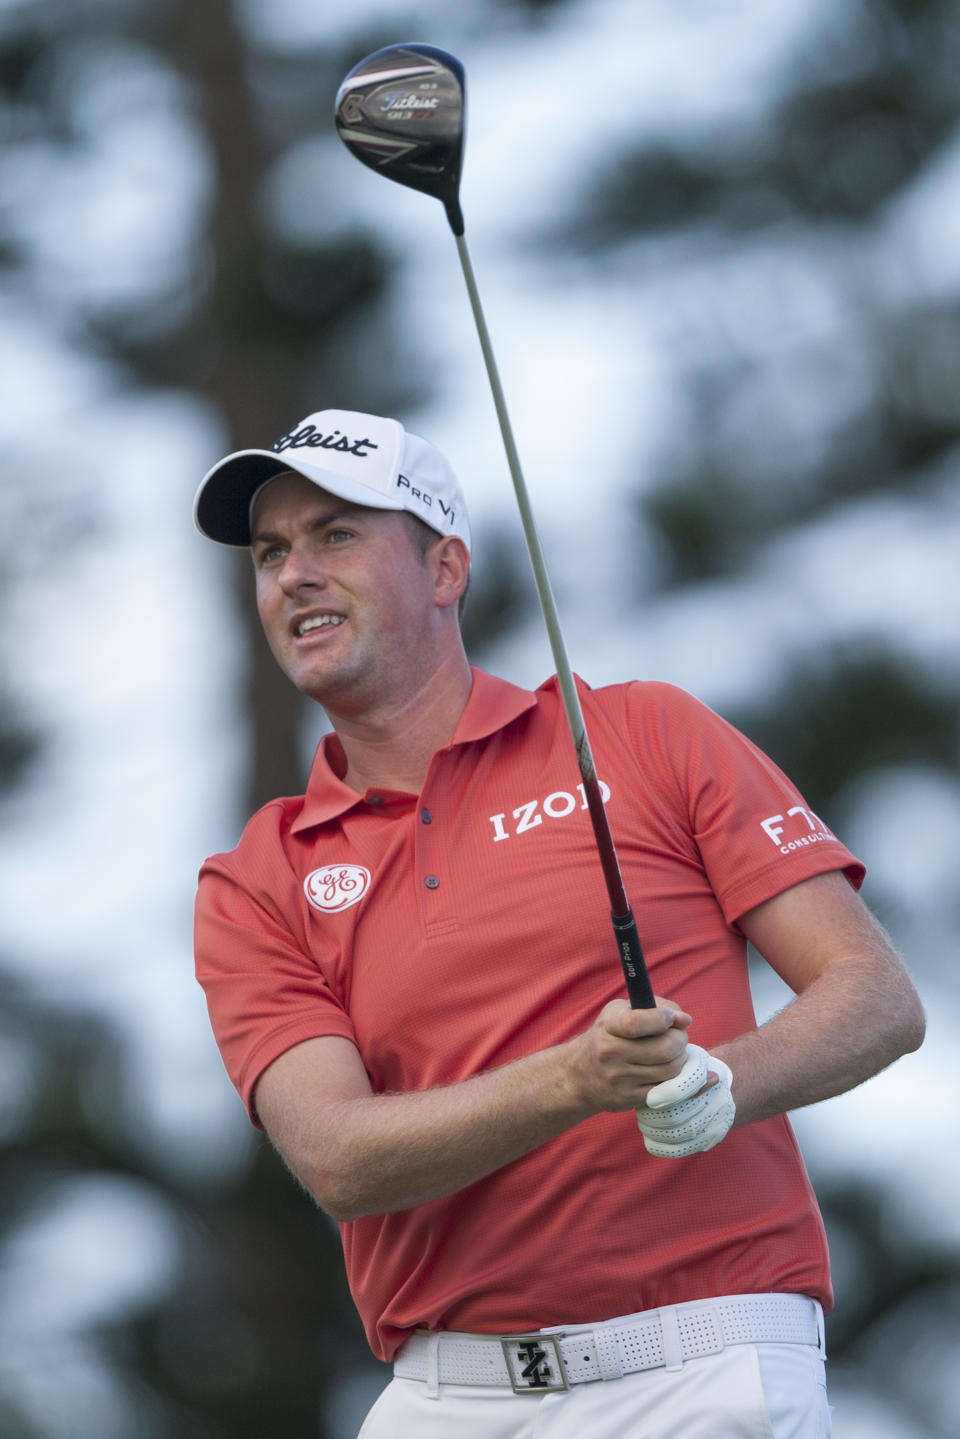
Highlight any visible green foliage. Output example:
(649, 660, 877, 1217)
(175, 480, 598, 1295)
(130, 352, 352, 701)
(0, 28, 46, 96)
(820, 1178, 960, 1438)
(0, 1, 400, 1430)
(537, 7, 959, 1431)
(0, 977, 369, 1437)
(2, 0, 957, 1434)
(727, 648, 959, 814)
(555, 0, 960, 248)
(0, 706, 41, 796)
(460, 525, 536, 657)
(639, 289, 960, 588)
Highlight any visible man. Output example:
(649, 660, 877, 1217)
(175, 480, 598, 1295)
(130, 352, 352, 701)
(193, 407, 925, 1438)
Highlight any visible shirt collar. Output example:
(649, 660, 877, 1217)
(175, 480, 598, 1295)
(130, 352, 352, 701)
(291, 668, 537, 832)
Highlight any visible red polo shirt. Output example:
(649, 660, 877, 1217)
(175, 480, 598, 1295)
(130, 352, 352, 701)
(195, 669, 864, 1361)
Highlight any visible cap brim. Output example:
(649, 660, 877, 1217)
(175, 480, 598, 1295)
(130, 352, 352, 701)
(193, 448, 407, 547)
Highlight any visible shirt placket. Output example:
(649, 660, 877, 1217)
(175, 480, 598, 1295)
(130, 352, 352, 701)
(415, 779, 461, 937)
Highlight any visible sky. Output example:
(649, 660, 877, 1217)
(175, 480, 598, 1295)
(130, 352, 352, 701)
(0, 0, 957, 1434)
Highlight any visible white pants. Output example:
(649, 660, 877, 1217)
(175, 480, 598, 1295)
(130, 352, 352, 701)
(359, 1337, 830, 1438)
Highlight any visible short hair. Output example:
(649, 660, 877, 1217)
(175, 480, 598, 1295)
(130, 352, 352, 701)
(401, 513, 470, 621)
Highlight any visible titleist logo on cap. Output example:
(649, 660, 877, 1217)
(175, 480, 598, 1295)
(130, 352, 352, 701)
(194, 406, 471, 550)
(272, 423, 380, 459)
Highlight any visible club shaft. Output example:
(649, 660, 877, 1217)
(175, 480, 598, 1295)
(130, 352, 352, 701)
(454, 233, 655, 1011)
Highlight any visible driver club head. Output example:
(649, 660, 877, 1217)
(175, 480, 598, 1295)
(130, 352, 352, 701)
(335, 43, 466, 235)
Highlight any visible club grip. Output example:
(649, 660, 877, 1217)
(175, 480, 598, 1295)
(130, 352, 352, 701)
(611, 908, 656, 1010)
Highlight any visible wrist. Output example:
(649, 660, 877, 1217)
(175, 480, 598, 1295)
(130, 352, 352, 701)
(542, 1032, 603, 1123)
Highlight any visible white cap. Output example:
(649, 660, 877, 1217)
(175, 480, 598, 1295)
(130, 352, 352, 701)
(193, 408, 471, 551)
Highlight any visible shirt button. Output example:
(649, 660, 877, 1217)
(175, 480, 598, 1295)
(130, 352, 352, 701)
(420, 808, 433, 824)
(424, 875, 440, 890)
(369, 794, 384, 807)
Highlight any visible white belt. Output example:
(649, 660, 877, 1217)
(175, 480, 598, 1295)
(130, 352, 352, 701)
(394, 1294, 824, 1394)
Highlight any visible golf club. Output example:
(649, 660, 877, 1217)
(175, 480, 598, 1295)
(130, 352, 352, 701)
(336, 43, 656, 1012)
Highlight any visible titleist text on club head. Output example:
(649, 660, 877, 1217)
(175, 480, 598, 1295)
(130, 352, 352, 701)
(335, 43, 465, 230)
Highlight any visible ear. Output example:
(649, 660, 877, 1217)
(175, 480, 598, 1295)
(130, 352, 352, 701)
(432, 536, 470, 611)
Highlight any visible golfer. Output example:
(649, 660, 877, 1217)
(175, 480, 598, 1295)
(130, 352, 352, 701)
(193, 407, 924, 1438)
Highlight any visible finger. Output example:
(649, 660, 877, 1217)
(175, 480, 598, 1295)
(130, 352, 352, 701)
(605, 1002, 691, 1040)
(644, 1045, 709, 1109)
(646, 1071, 720, 1107)
(653, 996, 691, 1018)
(650, 997, 693, 1032)
(638, 1089, 737, 1158)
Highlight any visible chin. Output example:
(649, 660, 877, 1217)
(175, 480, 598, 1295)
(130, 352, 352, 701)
(297, 664, 363, 708)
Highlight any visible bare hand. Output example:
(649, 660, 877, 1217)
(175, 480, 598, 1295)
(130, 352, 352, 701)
(567, 997, 693, 1115)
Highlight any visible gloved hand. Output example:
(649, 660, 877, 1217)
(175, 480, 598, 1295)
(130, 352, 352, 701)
(636, 1044, 736, 1158)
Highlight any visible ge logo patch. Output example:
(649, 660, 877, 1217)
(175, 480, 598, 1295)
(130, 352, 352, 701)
(304, 864, 370, 913)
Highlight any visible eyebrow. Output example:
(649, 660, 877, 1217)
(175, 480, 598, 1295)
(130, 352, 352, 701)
(251, 504, 368, 548)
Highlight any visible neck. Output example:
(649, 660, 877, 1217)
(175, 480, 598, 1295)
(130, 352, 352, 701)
(328, 655, 473, 794)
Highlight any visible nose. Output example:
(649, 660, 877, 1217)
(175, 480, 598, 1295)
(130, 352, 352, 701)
(277, 541, 328, 597)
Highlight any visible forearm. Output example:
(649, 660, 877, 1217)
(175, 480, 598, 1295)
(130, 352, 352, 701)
(298, 1043, 591, 1220)
(715, 946, 926, 1127)
(259, 1001, 688, 1220)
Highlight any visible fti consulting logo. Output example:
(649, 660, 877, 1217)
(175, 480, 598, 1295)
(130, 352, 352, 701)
(304, 864, 371, 913)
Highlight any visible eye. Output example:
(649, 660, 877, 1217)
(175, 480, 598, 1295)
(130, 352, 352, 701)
(256, 543, 286, 566)
(325, 527, 356, 543)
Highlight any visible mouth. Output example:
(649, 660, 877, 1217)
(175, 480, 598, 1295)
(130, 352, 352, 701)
(292, 613, 347, 640)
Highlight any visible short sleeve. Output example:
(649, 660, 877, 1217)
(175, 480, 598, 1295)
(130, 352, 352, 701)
(625, 682, 865, 924)
(195, 853, 357, 1127)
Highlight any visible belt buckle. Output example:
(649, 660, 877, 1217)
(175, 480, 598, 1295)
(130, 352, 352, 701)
(500, 1334, 568, 1393)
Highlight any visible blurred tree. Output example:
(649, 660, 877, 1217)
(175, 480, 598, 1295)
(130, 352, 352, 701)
(0, 970, 373, 1437)
(543, 0, 960, 1430)
(0, 0, 424, 1434)
(0, 691, 40, 799)
(155, 0, 412, 814)
(0, 0, 534, 1432)
(543, 0, 960, 871)
(728, 646, 958, 817)
(460, 524, 533, 656)
(3, 0, 958, 1433)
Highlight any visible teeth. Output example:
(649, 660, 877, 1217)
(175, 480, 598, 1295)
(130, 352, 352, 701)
(299, 615, 345, 636)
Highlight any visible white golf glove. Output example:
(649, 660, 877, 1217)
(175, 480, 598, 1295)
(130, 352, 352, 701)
(636, 1044, 736, 1159)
